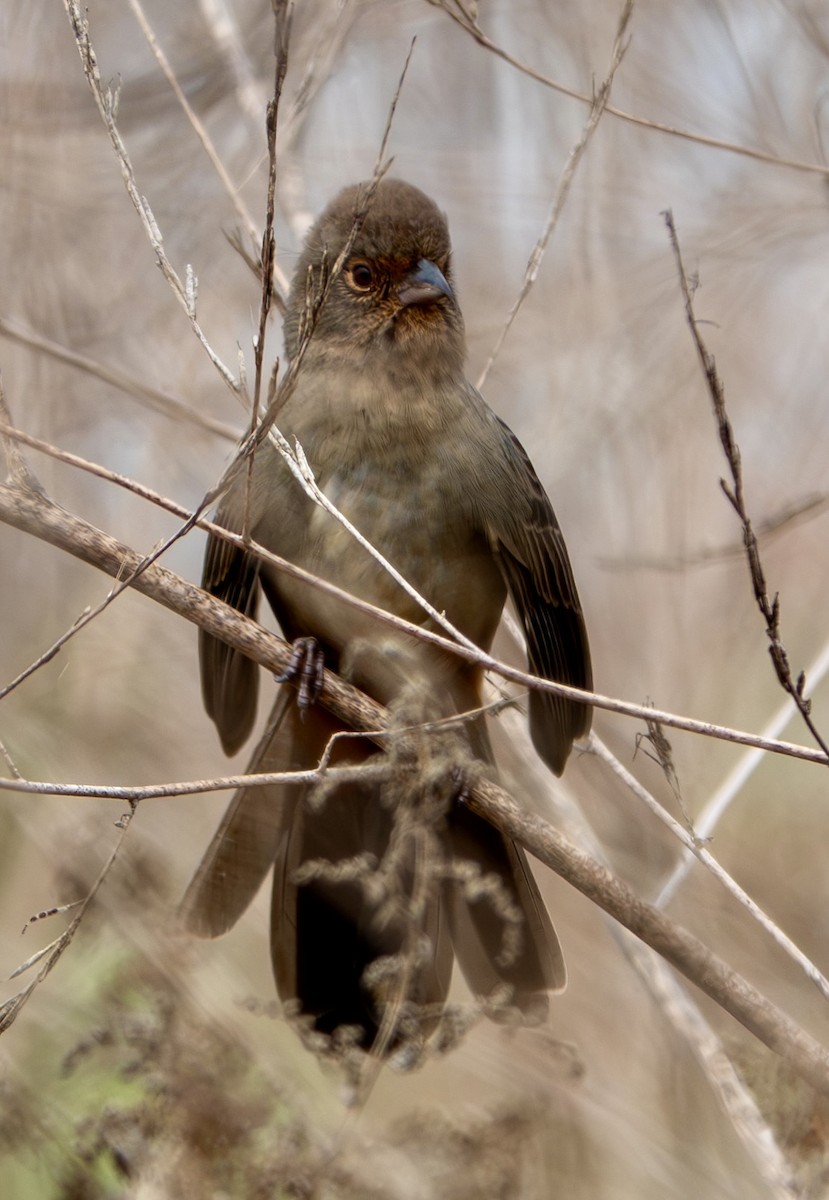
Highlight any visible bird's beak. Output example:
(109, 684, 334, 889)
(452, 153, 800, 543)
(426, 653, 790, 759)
(397, 258, 453, 308)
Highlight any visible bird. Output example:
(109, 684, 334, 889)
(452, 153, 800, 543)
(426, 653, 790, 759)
(181, 177, 592, 1054)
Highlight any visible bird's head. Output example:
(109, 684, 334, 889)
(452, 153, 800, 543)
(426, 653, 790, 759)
(284, 178, 466, 373)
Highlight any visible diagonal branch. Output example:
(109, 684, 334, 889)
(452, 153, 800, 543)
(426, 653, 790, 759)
(2, 478, 829, 1094)
(2, 432, 828, 767)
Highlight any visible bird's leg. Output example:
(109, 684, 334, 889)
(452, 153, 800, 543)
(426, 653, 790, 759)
(275, 636, 326, 712)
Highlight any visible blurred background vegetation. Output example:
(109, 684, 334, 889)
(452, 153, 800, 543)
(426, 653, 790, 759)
(2, 1, 829, 1195)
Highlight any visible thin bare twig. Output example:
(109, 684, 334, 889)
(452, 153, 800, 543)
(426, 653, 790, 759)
(425, 0, 829, 179)
(477, 0, 631, 390)
(250, 0, 292, 433)
(0, 762, 389, 802)
(665, 209, 829, 763)
(0, 801, 136, 1033)
(589, 734, 829, 1002)
(240, 0, 292, 531)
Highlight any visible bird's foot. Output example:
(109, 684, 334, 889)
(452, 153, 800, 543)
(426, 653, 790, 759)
(275, 636, 326, 712)
(450, 764, 470, 805)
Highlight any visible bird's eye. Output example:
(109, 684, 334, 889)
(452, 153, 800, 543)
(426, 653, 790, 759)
(347, 260, 375, 292)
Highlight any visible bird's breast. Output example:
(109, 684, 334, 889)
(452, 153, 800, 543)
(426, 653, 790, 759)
(308, 462, 477, 615)
(260, 448, 506, 706)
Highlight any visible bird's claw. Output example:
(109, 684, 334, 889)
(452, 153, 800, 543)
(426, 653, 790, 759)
(275, 636, 326, 712)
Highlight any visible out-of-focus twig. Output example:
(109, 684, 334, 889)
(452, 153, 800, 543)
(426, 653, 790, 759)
(656, 636, 829, 907)
(425, 0, 829, 178)
(0, 316, 239, 442)
(278, 0, 356, 155)
(197, 0, 268, 123)
(590, 734, 829, 1001)
(598, 490, 829, 571)
(125, 0, 289, 309)
(494, 696, 796, 1200)
(62, 0, 242, 397)
(477, 0, 632, 390)
(0, 800, 137, 1033)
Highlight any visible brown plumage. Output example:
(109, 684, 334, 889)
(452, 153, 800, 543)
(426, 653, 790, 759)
(181, 178, 592, 1051)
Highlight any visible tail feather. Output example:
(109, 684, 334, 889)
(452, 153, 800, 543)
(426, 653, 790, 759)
(183, 686, 563, 1051)
(180, 691, 298, 937)
(272, 775, 453, 1046)
(446, 803, 565, 1020)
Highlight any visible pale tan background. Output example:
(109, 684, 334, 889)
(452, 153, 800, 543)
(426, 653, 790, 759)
(2, 1, 829, 1196)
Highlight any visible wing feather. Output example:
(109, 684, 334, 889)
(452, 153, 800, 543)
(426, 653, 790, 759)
(485, 415, 592, 775)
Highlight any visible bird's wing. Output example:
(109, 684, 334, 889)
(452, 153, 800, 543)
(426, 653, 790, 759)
(483, 413, 592, 776)
(180, 688, 296, 936)
(199, 497, 262, 757)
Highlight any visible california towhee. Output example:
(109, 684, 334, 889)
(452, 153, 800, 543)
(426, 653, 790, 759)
(182, 178, 592, 1052)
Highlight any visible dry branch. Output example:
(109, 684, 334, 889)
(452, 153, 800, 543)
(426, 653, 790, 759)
(2, 418, 828, 770)
(2, 478, 829, 1096)
(3, 420, 828, 769)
